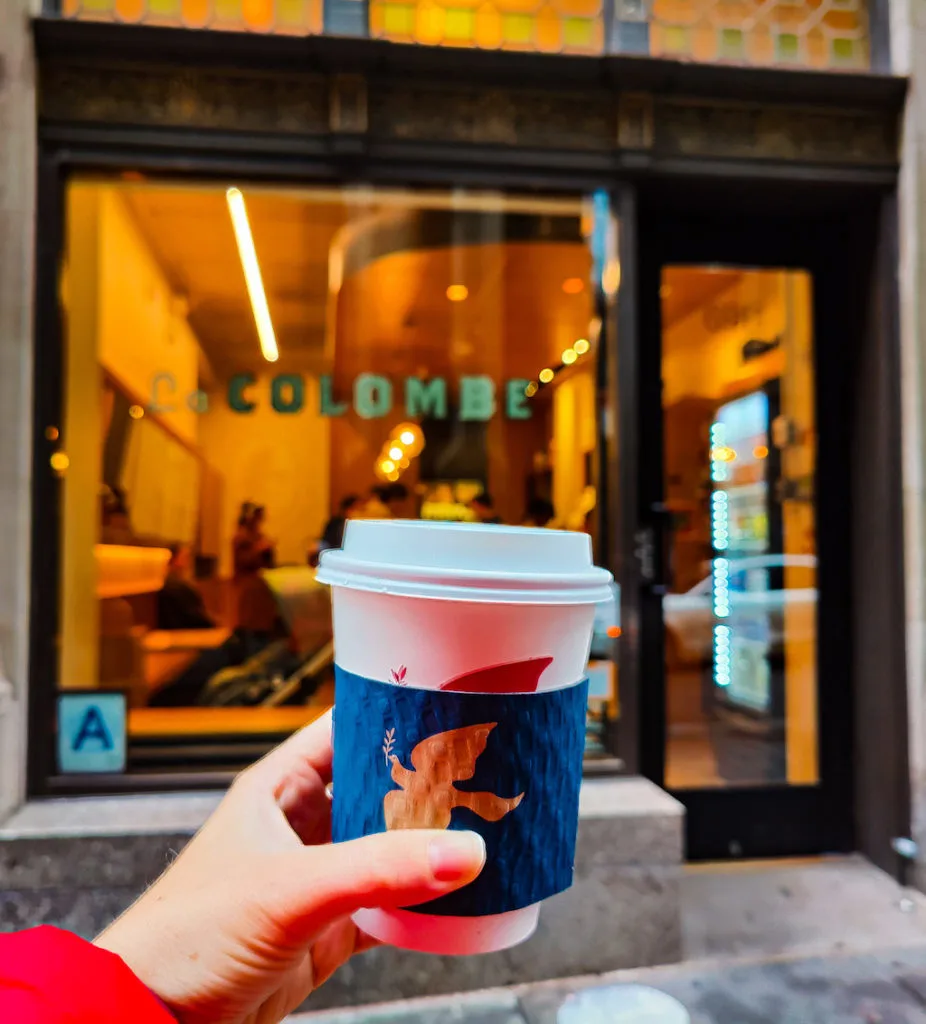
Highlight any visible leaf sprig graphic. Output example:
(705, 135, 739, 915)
(391, 665, 408, 685)
(382, 727, 396, 766)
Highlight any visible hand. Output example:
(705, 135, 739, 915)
(95, 712, 486, 1024)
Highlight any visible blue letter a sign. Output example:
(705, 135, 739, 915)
(57, 693, 126, 774)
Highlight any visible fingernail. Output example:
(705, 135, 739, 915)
(428, 831, 486, 882)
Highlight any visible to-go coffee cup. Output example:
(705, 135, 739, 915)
(317, 520, 613, 955)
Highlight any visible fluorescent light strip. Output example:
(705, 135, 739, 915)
(226, 187, 279, 364)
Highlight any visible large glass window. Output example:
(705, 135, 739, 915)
(54, 181, 612, 776)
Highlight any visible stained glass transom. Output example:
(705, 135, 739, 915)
(61, 0, 322, 34)
(59, 0, 870, 69)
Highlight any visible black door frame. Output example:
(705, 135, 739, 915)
(629, 189, 906, 862)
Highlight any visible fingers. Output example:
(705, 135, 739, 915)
(249, 709, 334, 789)
(268, 830, 486, 945)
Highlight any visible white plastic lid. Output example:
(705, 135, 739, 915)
(316, 520, 613, 605)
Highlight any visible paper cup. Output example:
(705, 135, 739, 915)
(317, 520, 612, 956)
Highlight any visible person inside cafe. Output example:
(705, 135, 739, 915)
(156, 543, 215, 631)
(469, 491, 502, 525)
(309, 494, 363, 566)
(522, 497, 555, 528)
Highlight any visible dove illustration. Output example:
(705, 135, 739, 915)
(384, 723, 524, 830)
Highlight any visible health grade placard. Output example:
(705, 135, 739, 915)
(332, 664, 589, 917)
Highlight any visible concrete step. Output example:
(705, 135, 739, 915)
(0, 778, 685, 1010)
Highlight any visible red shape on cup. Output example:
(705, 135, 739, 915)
(440, 656, 554, 694)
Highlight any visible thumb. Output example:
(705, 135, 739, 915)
(267, 830, 486, 944)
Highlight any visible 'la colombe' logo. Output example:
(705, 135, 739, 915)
(384, 723, 523, 830)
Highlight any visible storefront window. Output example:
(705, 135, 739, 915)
(54, 181, 610, 777)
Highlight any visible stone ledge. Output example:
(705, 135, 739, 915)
(0, 778, 684, 1003)
(0, 791, 224, 840)
(0, 778, 683, 891)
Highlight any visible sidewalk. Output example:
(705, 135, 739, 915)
(292, 856, 926, 1022)
(292, 944, 926, 1023)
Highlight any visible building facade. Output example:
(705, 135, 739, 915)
(0, 0, 923, 881)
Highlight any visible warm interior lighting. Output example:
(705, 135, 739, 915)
(129, 404, 145, 419)
(382, 459, 396, 474)
(389, 446, 404, 461)
(45, 426, 59, 441)
(574, 338, 590, 355)
(562, 277, 584, 295)
(50, 451, 69, 472)
(607, 626, 622, 639)
(539, 368, 554, 384)
(387, 470, 400, 482)
(524, 381, 538, 397)
(562, 348, 578, 365)
(226, 187, 279, 364)
(753, 445, 769, 459)
(446, 284, 469, 302)
(393, 422, 425, 457)
(602, 259, 621, 296)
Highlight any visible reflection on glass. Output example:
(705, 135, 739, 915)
(59, 182, 607, 772)
(661, 267, 818, 790)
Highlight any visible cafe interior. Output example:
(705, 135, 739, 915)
(56, 180, 815, 784)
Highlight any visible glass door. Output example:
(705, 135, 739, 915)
(637, 214, 854, 860)
(661, 268, 818, 793)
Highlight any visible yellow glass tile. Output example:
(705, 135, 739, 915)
(718, 26, 744, 57)
(214, 0, 243, 21)
(276, 0, 311, 30)
(444, 7, 475, 38)
(502, 10, 535, 41)
(775, 31, 800, 60)
(831, 35, 857, 62)
(381, 0, 416, 34)
(81, 0, 116, 12)
(664, 24, 690, 51)
(148, 0, 181, 15)
(562, 15, 594, 47)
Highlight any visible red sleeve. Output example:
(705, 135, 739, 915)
(0, 926, 176, 1023)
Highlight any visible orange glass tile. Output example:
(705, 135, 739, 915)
(535, 2, 564, 49)
(474, 3, 504, 46)
(243, 0, 274, 28)
(416, 0, 446, 43)
(181, 0, 211, 26)
(114, 0, 145, 20)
